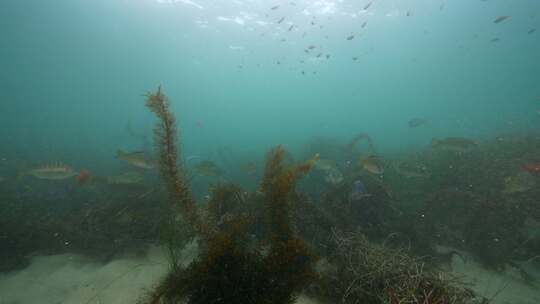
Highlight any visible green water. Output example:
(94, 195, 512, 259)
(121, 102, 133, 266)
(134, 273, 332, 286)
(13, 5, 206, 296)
(0, 1, 539, 303)
(1, 1, 538, 163)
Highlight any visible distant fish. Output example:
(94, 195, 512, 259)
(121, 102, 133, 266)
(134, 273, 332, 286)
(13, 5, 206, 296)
(241, 162, 258, 175)
(503, 171, 535, 194)
(116, 149, 154, 169)
(394, 162, 430, 178)
(350, 178, 371, 201)
(406, 11, 412, 17)
(363, 2, 372, 10)
(193, 160, 223, 177)
(493, 16, 510, 24)
(361, 22, 367, 28)
(288, 25, 294, 31)
(325, 168, 344, 185)
(528, 28, 536, 34)
(440, 3, 445, 10)
(24, 162, 80, 180)
(361, 155, 384, 175)
(277, 17, 285, 24)
(106, 171, 144, 185)
(316, 53, 323, 58)
(308, 45, 316, 50)
(490, 37, 500, 43)
(431, 137, 477, 151)
(271, 5, 279, 10)
(408, 117, 428, 128)
(346, 34, 355, 40)
(352, 56, 358, 61)
(314, 158, 336, 171)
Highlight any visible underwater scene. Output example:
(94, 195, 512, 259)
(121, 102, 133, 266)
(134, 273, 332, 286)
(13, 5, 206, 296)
(1, 0, 540, 303)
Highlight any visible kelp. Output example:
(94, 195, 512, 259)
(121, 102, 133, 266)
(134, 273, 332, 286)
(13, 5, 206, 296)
(142, 89, 317, 304)
(144, 87, 202, 233)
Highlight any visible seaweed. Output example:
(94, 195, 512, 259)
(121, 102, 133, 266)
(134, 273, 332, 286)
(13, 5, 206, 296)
(310, 229, 482, 304)
(141, 90, 317, 304)
(145, 86, 201, 233)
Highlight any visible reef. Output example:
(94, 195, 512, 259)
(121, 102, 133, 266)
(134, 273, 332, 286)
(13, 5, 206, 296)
(2, 88, 539, 302)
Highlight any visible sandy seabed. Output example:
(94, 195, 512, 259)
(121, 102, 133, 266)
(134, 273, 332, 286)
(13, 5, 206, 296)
(0, 246, 538, 304)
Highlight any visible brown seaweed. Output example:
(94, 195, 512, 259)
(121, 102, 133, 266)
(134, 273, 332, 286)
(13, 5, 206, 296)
(144, 87, 202, 233)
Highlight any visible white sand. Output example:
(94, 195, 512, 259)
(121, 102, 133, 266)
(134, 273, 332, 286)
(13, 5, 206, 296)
(449, 255, 540, 304)
(0, 245, 538, 304)
(0, 247, 168, 304)
(0, 243, 319, 304)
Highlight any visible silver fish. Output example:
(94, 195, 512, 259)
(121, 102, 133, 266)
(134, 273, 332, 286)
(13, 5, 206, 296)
(116, 150, 154, 169)
(26, 163, 78, 180)
(494, 16, 510, 24)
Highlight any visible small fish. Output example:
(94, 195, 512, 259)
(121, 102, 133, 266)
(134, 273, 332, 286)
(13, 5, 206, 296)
(25, 163, 79, 180)
(241, 162, 258, 175)
(350, 178, 371, 201)
(431, 137, 477, 151)
(193, 160, 223, 177)
(361, 22, 367, 28)
(352, 56, 358, 61)
(325, 54, 330, 59)
(271, 5, 279, 10)
(277, 17, 285, 24)
(522, 163, 540, 174)
(394, 162, 430, 178)
(314, 158, 336, 171)
(528, 28, 536, 34)
(346, 34, 355, 40)
(406, 11, 412, 17)
(490, 37, 500, 43)
(408, 117, 428, 128)
(440, 3, 445, 10)
(363, 2, 372, 10)
(503, 171, 535, 194)
(308, 45, 316, 50)
(316, 53, 322, 58)
(494, 16, 510, 24)
(106, 171, 144, 185)
(361, 155, 384, 175)
(288, 25, 294, 31)
(116, 149, 154, 169)
(325, 168, 344, 185)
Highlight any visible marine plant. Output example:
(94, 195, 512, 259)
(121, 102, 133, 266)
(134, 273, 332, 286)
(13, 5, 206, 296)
(144, 86, 202, 233)
(142, 88, 316, 304)
(311, 229, 481, 304)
